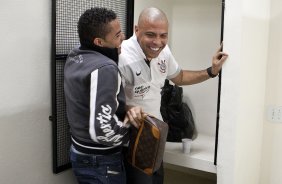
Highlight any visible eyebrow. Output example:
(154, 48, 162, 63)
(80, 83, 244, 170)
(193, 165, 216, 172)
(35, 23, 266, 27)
(115, 30, 122, 37)
(145, 31, 168, 36)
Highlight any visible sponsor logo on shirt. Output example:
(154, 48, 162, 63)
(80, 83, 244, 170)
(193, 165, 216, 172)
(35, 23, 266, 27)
(134, 85, 150, 98)
(158, 60, 166, 73)
(96, 104, 123, 145)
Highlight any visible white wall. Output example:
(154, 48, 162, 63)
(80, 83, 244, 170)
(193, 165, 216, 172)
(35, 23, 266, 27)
(0, 1, 76, 183)
(260, 0, 282, 183)
(169, 0, 221, 136)
(218, 0, 270, 183)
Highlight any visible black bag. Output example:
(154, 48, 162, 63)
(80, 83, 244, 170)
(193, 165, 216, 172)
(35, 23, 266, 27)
(160, 79, 196, 142)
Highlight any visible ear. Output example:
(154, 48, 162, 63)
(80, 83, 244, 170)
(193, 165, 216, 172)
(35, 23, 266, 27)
(93, 38, 104, 47)
(134, 25, 138, 34)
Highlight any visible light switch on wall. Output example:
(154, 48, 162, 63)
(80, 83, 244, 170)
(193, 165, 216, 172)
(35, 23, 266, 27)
(267, 106, 282, 123)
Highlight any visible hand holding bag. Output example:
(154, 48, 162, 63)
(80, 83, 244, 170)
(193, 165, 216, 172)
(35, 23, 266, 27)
(127, 114, 168, 175)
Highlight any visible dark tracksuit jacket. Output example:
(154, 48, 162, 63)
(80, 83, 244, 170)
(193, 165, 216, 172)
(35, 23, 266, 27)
(64, 45, 129, 154)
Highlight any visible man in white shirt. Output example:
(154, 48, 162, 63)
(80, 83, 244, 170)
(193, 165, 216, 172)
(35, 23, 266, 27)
(119, 7, 228, 184)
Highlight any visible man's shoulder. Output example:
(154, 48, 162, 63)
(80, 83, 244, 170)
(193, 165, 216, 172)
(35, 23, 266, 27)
(82, 51, 118, 72)
(119, 52, 135, 66)
(119, 43, 141, 66)
(121, 37, 137, 53)
(160, 45, 171, 56)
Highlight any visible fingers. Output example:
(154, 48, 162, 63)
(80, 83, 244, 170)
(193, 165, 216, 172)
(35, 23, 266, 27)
(123, 115, 129, 124)
(212, 53, 228, 70)
(124, 115, 141, 129)
(127, 106, 143, 120)
(124, 115, 140, 129)
(215, 51, 228, 61)
(215, 42, 228, 57)
(213, 43, 228, 62)
(142, 112, 148, 119)
(125, 106, 144, 129)
(220, 53, 228, 62)
(216, 42, 223, 53)
(211, 44, 228, 74)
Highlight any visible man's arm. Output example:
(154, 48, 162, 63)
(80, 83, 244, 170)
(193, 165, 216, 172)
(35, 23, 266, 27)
(171, 44, 228, 86)
(171, 69, 209, 85)
(91, 65, 129, 146)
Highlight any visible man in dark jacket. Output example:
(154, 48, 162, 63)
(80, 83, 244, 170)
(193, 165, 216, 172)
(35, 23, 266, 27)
(64, 7, 142, 184)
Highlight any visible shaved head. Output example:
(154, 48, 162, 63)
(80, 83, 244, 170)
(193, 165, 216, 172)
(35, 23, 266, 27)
(138, 7, 168, 27)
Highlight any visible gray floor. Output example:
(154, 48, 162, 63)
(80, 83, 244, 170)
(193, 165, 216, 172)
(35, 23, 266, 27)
(164, 164, 216, 184)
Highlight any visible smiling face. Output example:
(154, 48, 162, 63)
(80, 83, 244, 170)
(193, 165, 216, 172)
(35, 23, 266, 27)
(135, 8, 169, 60)
(99, 19, 125, 54)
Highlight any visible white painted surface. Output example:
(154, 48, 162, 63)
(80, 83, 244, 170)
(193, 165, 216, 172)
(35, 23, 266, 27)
(218, 0, 270, 183)
(260, 0, 282, 183)
(164, 134, 216, 173)
(0, 1, 76, 184)
(169, 0, 222, 137)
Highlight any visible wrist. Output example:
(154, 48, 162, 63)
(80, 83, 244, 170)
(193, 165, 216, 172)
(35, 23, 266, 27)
(206, 67, 218, 78)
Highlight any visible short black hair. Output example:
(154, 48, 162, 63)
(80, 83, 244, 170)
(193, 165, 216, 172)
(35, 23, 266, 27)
(77, 7, 117, 47)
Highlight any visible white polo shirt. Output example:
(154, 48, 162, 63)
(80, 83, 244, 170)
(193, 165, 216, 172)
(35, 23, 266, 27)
(119, 35, 181, 120)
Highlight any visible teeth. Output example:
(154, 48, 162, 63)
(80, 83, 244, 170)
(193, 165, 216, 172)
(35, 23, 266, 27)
(150, 47, 159, 51)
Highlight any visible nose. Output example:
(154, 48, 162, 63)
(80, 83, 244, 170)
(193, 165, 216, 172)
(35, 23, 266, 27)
(152, 36, 162, 45)
(121, 32, 125, 41)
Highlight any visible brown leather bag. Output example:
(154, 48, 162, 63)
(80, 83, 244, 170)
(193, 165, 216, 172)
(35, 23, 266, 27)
(127, 115, 168, 175)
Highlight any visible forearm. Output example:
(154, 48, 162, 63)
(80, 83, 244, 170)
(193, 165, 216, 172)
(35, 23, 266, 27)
(171, 69, 211, 86)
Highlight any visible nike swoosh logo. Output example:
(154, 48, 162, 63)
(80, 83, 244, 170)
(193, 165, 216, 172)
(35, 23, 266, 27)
(136, 71, 141, 76)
